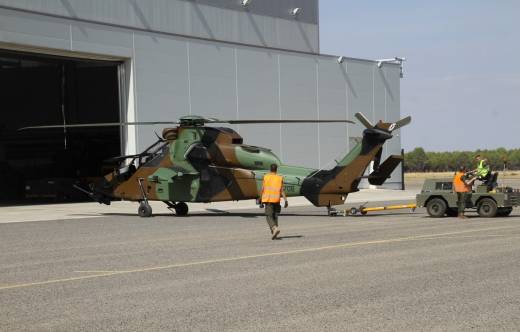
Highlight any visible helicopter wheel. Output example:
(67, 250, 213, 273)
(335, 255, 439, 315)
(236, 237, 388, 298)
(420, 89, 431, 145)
(174, 202, 189, 216)
(138, 201, 153, 218)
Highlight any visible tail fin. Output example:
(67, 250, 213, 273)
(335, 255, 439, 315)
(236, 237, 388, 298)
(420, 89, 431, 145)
(368, 155, 403, 185)
(301, 113, 411, 207)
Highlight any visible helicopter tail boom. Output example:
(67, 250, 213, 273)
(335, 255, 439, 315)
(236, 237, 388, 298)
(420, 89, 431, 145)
(301, 113, 410, 207)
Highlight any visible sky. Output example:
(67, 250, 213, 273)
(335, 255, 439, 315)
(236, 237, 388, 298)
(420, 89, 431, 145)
(319, 0, 520, 152)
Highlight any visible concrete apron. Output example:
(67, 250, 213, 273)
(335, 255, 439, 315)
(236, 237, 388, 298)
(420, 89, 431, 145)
(0, 189, 418, 223)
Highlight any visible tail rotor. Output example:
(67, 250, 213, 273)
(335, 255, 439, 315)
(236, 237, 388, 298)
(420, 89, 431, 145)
(355, 112, 375, 129)
(355, 112, 411, 132)
(389, 116, 411, 132)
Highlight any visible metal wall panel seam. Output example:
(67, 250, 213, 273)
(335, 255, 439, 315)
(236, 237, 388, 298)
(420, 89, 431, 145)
(316, 60, 320, 168)
(384, 69, 387, 122)
(344, 62, 350, 151)
(234, 47, 239, 132)
(372, 65, 375, 123)
(277, 53, 283, 160)
(69, 24, 72, 50)
(186, 41, 192, 115)
(275, 17, 280, 48)
(131, 32, 139, 148)
(316, 0, 320, 52)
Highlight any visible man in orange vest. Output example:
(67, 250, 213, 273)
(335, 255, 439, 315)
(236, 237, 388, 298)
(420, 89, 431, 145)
(453, 165, 475, 219)
(260, 164, 288, 239)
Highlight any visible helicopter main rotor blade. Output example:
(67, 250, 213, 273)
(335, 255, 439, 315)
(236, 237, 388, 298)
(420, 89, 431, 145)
(212, 119, 355, 124)
(18, 117, 357, 131)
(18, 121, 180, 131)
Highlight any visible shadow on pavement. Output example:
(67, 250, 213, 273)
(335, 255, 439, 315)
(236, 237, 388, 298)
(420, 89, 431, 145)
(101, 211, 328, 218)
(273, 235, 304, 240)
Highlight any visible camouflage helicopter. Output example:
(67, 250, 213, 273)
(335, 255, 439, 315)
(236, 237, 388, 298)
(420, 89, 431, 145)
(20, 113, 410, 217)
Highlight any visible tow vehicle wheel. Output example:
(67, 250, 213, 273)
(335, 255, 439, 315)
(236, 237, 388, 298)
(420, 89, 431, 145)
(426, 198, 447, 218)
(138, 202, 153, 217)
(446, 208, 458, 217)
(175, 202, 189, 216)
(477, 198, 497, 218)
(497, 207, 512, 217)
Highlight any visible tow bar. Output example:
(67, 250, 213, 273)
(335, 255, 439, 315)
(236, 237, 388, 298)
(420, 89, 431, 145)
(329, 202, 416, 217)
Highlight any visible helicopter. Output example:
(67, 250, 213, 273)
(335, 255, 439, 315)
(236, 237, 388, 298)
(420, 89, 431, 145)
(20, 112, 411, 217)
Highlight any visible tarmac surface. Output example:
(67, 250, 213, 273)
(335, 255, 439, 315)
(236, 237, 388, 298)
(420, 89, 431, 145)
(1, 201, 520, 331)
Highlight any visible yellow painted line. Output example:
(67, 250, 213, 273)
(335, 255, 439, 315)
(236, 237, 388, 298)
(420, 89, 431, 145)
(0, 222, 351, 256)
(74, 270, 123, 274)
(439, 234, 507, 239)
(0, 224, 519, 291)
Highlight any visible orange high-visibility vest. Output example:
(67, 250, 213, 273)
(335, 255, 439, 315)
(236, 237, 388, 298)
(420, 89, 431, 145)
(261, 173, 284, 203)
(453, 171, 471, 193)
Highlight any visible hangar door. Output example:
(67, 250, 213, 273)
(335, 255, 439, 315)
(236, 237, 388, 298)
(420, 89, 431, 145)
(0, 50, 123, 204)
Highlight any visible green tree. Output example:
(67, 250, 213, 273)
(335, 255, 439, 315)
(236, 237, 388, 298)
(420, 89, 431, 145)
(405, 147, 428, 171)
(405, 147, 520, 172)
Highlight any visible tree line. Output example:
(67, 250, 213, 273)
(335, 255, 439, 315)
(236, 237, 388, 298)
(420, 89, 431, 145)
(404, 147, 520, 172)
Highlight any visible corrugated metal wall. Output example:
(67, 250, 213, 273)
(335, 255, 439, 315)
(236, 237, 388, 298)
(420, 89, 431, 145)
(0, 0, 319, 53)
(0, 3, 402, 188)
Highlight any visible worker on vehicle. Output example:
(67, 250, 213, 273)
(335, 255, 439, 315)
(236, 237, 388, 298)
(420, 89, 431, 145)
(473, 154, 491, 184)
(260, 164, 288, 240)
(453, 165, 474, 219)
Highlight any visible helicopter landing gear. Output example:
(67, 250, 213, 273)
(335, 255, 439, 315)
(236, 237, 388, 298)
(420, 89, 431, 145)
(164, 201, 189, 216)
(327, 206, 337, 216)
(174, 202, 189, 216)
(136, 177, 152, 217)
(138, 201, 153, 217)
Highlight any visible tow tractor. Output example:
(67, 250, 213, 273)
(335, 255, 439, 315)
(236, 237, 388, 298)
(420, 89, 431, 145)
(329, 176, 519, 218)
(416, 178, 520, 218)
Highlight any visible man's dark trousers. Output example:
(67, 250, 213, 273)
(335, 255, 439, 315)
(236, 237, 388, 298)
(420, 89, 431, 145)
(265, 203, 281, 230)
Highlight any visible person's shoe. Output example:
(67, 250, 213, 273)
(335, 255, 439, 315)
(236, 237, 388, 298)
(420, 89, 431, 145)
(458, 214, 468, 219)
(271, 226, 280, 240)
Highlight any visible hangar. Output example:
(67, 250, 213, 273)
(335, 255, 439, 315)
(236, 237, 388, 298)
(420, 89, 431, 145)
(0, 0, 403, 204)
(0, 49, 123, 202)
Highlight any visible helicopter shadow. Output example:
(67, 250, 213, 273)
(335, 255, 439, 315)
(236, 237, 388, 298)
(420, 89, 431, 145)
(191, 211, 328, 218)
(100, 211, 327, 219)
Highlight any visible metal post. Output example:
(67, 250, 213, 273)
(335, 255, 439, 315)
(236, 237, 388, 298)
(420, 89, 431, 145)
(401, 148, 405, 190)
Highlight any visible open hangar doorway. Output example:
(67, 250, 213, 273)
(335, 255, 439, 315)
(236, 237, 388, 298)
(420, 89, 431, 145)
(0, 49, 125, 204)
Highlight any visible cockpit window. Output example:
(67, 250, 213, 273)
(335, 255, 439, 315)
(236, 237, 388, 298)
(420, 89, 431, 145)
(138, 140, 169, 166)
